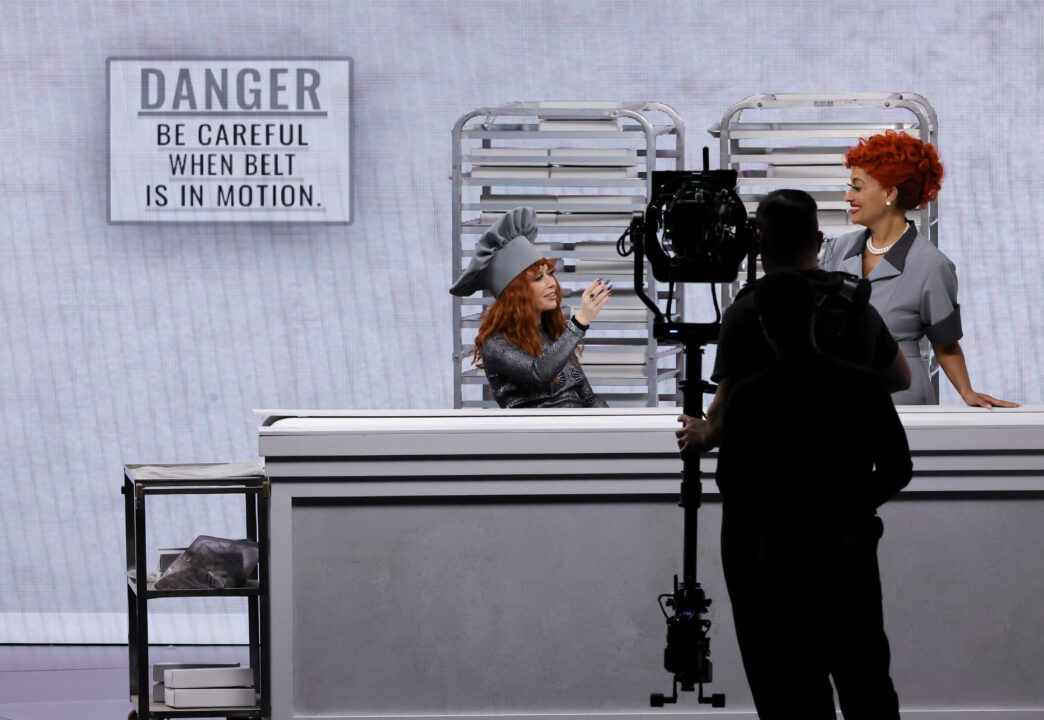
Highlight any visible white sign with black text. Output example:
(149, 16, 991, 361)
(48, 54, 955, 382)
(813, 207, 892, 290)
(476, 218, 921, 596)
(108, 57, 351, 223)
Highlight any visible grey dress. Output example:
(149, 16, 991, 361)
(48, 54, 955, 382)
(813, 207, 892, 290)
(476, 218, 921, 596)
(820, 221, 963, 404)
(480, 319, 609, 408)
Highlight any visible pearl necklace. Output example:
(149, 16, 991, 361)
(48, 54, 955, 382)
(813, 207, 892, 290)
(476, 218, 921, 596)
(865, 224, 909, 256)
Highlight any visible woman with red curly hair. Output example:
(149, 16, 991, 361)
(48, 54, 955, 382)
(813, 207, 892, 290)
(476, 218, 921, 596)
(450, 207, 611, 408)
(820, 131, 1017, 407)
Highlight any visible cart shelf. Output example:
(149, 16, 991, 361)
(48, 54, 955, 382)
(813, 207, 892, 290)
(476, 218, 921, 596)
(127, 577, 262, 598)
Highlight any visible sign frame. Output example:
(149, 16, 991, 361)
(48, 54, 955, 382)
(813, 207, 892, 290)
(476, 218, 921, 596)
(106, 55, 353, 225)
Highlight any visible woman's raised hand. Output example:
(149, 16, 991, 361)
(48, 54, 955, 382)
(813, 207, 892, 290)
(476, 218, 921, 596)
(574, 278, 612, 326)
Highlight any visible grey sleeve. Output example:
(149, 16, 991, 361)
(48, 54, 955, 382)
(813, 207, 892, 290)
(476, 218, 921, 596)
(577, 373, 609, 408)
(480, 323, 584, 384)
(921, 259, 963, 344)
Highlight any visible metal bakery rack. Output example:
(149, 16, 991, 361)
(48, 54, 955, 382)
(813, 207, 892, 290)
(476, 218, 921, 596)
(451, 101, 687, 407)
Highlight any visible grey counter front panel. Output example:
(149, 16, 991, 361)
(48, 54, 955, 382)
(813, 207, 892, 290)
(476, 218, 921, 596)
(259, 407, 1044, 720)
(291, 498, 693, 715)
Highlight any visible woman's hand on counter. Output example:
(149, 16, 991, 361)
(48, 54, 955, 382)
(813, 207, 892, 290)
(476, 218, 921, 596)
(960, 389, 1020, 409)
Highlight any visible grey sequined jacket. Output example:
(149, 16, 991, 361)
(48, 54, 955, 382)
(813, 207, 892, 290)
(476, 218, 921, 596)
(480, 319, 609, 408)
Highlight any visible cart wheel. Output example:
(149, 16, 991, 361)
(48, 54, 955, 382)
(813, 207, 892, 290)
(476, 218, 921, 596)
(128, 710, 138, 720)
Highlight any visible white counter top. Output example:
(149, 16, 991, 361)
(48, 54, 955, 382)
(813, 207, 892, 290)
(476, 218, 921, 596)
(256, 406, 1044, 492)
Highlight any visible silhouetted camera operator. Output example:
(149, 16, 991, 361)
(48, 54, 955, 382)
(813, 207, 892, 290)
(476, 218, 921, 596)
(714, 270, 913, 718)
(673, 189, 913, 717)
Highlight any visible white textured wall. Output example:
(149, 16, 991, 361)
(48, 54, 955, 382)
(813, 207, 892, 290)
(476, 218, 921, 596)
(1, 0, 1041, 641)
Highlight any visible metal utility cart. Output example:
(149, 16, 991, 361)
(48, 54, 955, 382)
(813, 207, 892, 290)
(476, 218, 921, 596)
(451, 101, 686, 407)
(709, 92, 941, 396)
(123, 463, 270, 720)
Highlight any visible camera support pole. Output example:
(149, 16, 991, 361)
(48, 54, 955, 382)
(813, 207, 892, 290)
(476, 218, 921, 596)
(648, 323, 725, 709)
(627, 155, 754, 708)
(680, 342, 707, 597)
(630, 217, 725, 709)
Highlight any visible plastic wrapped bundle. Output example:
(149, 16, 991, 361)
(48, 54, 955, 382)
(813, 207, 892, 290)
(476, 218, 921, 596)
(154, 535, 259, 590)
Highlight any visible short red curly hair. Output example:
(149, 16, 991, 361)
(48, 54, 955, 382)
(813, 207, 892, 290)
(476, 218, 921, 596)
(844, 130, 944, 211)
(472, 258, 576, 367)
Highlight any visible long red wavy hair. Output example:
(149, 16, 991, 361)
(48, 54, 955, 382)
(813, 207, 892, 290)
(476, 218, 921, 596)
(845, 130, 944, 210)
(472, 258, 576, 367)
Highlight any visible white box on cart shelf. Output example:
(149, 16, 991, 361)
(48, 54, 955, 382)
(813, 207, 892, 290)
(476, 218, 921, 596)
(164, 687, 256, 708)
(152, 662, 240, 683)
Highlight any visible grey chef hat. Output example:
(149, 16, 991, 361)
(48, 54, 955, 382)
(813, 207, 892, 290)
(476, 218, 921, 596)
(450, 207, 543, 298)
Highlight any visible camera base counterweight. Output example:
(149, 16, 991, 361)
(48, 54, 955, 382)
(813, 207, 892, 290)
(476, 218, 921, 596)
(651, 678, 726, 709)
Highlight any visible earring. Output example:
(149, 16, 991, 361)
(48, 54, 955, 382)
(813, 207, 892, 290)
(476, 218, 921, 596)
(886, 201, 893, 206)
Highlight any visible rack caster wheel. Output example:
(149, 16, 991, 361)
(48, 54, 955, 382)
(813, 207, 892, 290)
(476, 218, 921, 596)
(128, 710, 138, 720)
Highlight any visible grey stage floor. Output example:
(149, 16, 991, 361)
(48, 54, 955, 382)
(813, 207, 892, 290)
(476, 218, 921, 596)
(0, 645, 250, 720)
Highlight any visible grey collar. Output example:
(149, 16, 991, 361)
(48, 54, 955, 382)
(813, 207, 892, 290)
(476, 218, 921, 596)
(842, 220, 918, 273)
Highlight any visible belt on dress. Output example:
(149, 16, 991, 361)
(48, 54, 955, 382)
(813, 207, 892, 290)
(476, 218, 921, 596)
(898, 339, 930, 362)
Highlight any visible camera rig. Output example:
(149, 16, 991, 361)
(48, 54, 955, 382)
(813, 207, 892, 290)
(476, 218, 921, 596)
(618, 151, 755, 708)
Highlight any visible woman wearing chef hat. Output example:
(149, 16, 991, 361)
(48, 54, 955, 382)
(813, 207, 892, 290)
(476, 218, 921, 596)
(451, 207, 612, 408)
